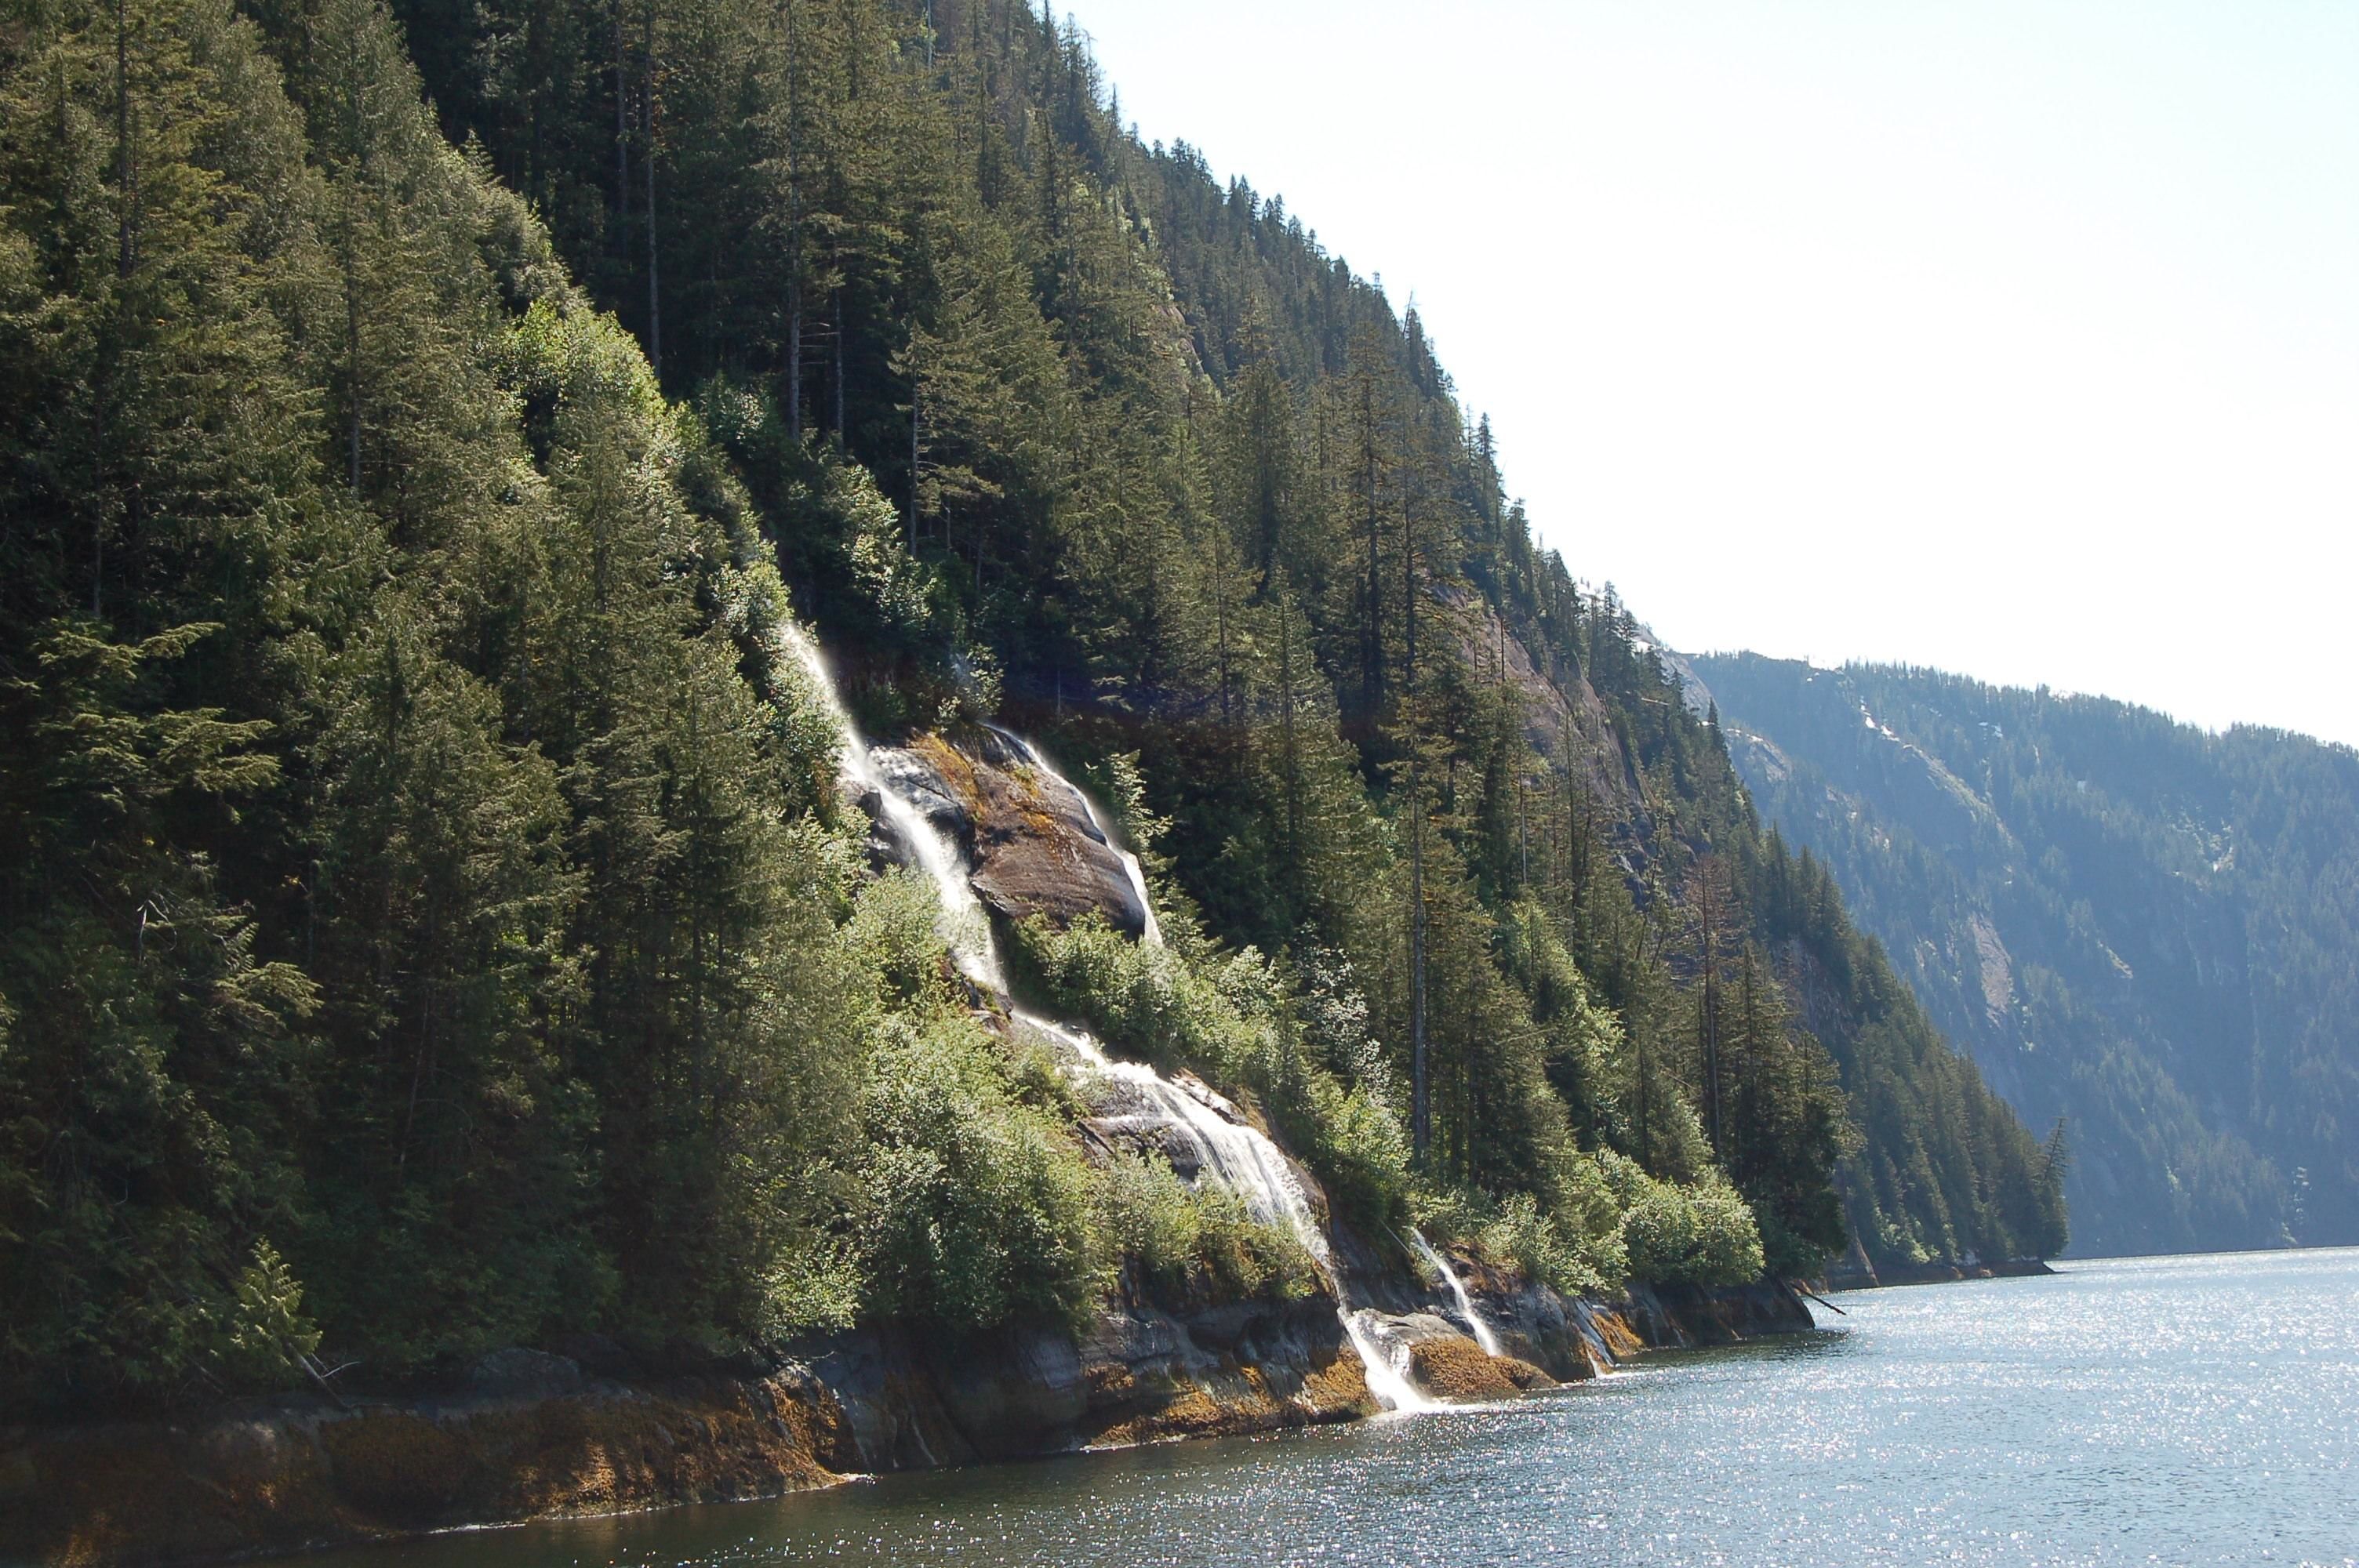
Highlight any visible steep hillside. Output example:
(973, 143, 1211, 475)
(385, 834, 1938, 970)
(1697, 653, 2355, 1256)
(1, 0, 2056, 1425)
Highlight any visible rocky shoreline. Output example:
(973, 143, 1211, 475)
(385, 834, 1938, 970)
(1823, 1255, 2058, 1291)
(0, 1273, 1812, 1568)
(2, 723, 1825, 1568)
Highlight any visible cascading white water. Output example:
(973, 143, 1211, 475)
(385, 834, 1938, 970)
(780, 625, 1004, 991)
(1107, 831, 1164, 949)
(1012, 1010, 1431, 1413)
(1340, 1312, 1431, 1414)
(1408, 1229, 1504, 1357)
(783, 621, 1428, 1411)
(1012, 1013, 1305, 1230)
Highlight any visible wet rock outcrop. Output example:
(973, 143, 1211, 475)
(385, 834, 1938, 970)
(0, 1294, 1372, 1568)
(1823, 1254, 2055, 1290)
(0, 1269, 1827, 1566)
(0, 1369, 850, 1568)
(800, 1294, 1371, 1468)
(1405, 1337, 1554, 1401)
(867, 730, 1150, 939)
(1346, 1308, 1554, 1401)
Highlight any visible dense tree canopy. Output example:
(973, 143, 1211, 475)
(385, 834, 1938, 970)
(0, 0, 2059, 1414)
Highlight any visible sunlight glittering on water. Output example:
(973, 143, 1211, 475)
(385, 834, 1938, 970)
(299, 1249, 2359, 1568)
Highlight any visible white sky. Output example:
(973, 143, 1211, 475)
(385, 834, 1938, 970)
(1067, 1, 2359, 746)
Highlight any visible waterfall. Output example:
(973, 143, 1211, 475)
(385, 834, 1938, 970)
(783, 622, 1428, 1412)
(1074, 791, 1164, 951)
(1106, 829, 1165, 949)
(1011, 1013, 1311, 1233)
(780, 626, 1004, 991)
(1341, 1311, 1433, 1413)
(1015, 1011, 1432, 1413)
(1408, 1229, 1504, 1357)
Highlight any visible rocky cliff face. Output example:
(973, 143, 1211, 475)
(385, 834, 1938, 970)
(867, 729, 1154, 941)
(1692, 652, 2297, 1255)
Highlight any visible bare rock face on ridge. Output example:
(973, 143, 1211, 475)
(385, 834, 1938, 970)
(868, 728, 1150, 940)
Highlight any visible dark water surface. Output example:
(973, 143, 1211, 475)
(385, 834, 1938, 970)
(309, 1249, 2359, 1567)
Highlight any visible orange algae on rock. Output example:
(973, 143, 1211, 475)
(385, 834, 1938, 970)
(3, 1375, 854, 1568)
(1404, 1337, 1554, 1402)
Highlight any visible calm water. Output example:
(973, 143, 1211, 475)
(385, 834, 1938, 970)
(312, 1249, 2359, 1568)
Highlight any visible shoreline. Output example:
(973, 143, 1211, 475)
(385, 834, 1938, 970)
(1823, 1257, 2056, 1292)
(0, 1279, 1807, 1568)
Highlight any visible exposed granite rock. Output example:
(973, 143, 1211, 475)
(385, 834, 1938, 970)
(0, 1370, 851, 1568)
(1436, 585, 1644, 825)
(1453, 1254, 1623, 1380)
(798, 1293, 1370, 1472)
(1619, 1279, 1817, 1345)
(866, 731, 1149, 938)
(1823, 1255, 2056, 1291)
(1347, 1307, 1558, 1403)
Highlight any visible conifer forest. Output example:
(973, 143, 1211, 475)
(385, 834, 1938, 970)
(0, 0, 2070, 1416)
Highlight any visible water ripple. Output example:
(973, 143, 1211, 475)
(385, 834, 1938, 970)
(300, 1249, 2359, 1568)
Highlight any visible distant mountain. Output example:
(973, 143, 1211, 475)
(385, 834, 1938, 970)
(1694, 655, 2359, 1256)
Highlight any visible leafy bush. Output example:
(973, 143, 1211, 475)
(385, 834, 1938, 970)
(1606, 1152, 1766, 1287)
(1417, 1167, 1626, 1298)
(1015, 916, 1412, 1230)
(845, 869, 957, 1007)
(1095, 1151, 1316, 1303)
(852, 1015, 1107, 1331)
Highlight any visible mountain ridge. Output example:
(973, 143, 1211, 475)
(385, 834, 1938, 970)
(1694, 650, 2356, 1255)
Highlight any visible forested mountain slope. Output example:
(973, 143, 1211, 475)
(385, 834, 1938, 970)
(1, 0, 2056, 1417)
(1697, 654, 2354, 1256)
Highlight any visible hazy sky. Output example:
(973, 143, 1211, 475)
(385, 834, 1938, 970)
(1067, 1, 2359, 745)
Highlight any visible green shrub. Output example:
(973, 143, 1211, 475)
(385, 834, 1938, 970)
(852, 1015, 1108, 1331)
(1194, 1188, 1319, 1302)
(1606, 1152, 1765, 1287)
(846, 869, 958, 1007)
(1094, 1150, 1318, 1303)
(1416, 1178, 1623, 1299)
(1096, 1149, 1204, 1287)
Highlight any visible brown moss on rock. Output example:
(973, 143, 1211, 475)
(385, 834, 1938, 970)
(1076, 1348, 1372, 1450)
(1590, 1308, 1648, 1360)
(1, 1374, 852, 1568)
(1405, 1337, 1554, 1402)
